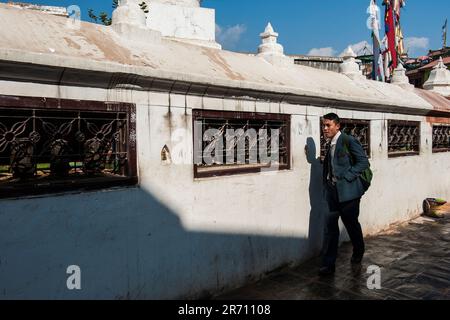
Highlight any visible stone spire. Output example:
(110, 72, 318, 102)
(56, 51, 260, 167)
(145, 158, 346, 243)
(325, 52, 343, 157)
(391, 63, 413, 89)
(146, 0, 220, 48)
(112, 0, 146, 28)
(340, 46, 365, 80)
(257, 23, 291, 66)
(111, 0, 161, 43)
(423, 57, 450, 97)
(258, 23, 284, 56)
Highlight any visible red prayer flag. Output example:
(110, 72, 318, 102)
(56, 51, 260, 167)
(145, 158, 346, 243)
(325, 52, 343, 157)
(384, 0, 397, 70)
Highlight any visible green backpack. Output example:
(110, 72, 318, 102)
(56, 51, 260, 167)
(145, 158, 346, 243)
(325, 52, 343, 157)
(342, 134, 373, 191)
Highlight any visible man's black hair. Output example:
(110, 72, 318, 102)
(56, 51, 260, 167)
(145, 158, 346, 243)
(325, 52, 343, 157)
(323, 113, 341, 125)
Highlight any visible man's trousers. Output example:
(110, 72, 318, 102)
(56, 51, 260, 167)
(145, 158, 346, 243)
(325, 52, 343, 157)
(322, 183, 365, 267)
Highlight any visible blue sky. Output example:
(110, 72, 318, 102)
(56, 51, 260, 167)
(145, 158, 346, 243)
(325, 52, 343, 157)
(2, 0, 448, 57)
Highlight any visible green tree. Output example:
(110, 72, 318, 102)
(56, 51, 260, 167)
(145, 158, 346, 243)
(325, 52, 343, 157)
(88, 0, 148, 26)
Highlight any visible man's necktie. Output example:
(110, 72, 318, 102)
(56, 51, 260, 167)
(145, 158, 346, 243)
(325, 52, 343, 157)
(326, 142, 334, 182)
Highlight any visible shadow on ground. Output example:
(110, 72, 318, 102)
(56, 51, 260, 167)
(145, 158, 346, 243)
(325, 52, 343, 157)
(216, 214, 450, 300)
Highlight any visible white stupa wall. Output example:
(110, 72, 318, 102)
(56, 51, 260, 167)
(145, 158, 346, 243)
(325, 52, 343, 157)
(146, 0, 216, 43)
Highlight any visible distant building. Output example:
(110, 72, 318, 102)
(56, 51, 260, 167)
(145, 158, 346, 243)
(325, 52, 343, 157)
(290, 55, 343, 73)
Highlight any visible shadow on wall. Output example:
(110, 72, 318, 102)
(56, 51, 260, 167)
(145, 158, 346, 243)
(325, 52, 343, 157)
(305, 137, 353, 245)
(0, 140, 331, 300)
(305, 137, 327, 255)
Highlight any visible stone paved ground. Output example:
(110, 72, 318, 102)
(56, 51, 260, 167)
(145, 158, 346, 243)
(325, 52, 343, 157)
(216, 211, 450, 300)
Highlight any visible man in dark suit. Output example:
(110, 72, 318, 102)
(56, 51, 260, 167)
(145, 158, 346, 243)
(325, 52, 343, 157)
(319, 113, 370, 276)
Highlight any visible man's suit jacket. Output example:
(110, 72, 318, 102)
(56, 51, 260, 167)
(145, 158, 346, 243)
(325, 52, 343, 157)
(323, 132, 370, 203)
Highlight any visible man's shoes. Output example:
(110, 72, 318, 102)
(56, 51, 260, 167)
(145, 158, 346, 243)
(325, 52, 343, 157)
(351, 254, 364, 265)
(318, 265, 335, 276)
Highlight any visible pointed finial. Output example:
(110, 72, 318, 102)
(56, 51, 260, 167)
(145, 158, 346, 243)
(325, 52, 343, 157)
(435, 56, 448, 70)
(424, 56, 450, 96)
(341, 46, 357, 59)
(265, 22, 274, 33)
(260, 22, 278, 38)
(340, 46, 364, 80)
(391, 63, 413, 88)
(258, 21, 289, 65)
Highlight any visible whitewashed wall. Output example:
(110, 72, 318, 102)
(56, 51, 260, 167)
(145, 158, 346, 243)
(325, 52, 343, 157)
(0, 81, 449, 299)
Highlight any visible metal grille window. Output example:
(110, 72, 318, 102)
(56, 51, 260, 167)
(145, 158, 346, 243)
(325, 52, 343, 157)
(320, 118, 370, 160)
(0, 95, 137, 198)
(193, 110, 291, 178)
(432, 125, 450, 153)
(388, 120, 420, 157)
